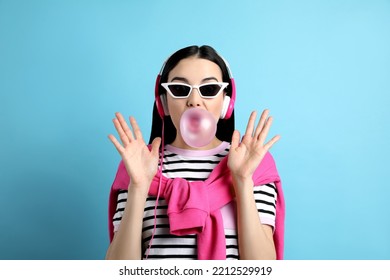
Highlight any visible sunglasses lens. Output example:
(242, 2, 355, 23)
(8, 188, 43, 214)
(168, 84, 191, 97)
(199, 84, 221, 97)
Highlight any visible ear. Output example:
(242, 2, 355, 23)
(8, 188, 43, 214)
(220, 95, 231, 119)
(160, 94, 169, 116)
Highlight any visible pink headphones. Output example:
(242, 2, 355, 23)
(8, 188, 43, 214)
(154, 54, 236, 120)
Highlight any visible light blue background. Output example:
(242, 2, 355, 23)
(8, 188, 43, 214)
(1, 0, 389, 260)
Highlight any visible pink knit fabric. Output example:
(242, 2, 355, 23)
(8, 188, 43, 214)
(108, 151, 285, 260)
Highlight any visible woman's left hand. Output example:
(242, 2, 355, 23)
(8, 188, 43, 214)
(228, 109, 280, 183)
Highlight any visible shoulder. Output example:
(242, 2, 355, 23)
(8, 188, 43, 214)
(259, 151, 277, 169)
(252, 152, 280, 185)
(111, 160, 130, 191)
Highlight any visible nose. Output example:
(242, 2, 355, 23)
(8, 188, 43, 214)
(186, 88, 202, 107)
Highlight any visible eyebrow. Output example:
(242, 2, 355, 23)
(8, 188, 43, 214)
(170, 76, 219, 83)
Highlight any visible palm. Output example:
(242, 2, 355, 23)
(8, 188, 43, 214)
(228, 110, 280, 180)
(121, 138, 159, 185)
(108, 113, 161, 187)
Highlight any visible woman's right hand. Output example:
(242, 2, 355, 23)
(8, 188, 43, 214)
(108, 112, 161, 194)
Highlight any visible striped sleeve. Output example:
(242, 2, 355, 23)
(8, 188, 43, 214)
(112, 190, 128, 233)
(254, 183, 277, 229)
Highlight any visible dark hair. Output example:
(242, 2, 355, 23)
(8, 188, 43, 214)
(148, 45, 235, 145)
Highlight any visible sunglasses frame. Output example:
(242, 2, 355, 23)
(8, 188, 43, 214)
(161, 82, 229, 99)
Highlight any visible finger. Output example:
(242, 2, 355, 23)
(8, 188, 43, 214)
(244, 111, 257, 138)
(258, 115, 273, 144)
(264, 134, 281, 151)
(254, 109, 269, 138)
(113, 118, 130, 146)
(230, 130, 240, 150)
(129, 116, 143, 141)
(116, 112, 134, 141)
(150, 137, 162, 157)
(108, 134, 125, 154)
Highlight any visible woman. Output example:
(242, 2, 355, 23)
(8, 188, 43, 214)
(105, 45, 285, 260)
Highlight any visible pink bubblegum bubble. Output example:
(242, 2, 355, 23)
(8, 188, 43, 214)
(180, 108, 217, 148)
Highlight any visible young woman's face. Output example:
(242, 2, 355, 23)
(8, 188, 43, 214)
(166, 57, 226, 148)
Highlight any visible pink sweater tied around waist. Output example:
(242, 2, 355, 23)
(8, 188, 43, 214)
(108, 151, 285, 260)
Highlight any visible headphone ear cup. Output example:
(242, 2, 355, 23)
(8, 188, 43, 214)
(220, 95, 231, 119)
(160, 94, 169, 116)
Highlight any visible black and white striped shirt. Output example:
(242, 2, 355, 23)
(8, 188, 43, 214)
(113, 142, 277, 259)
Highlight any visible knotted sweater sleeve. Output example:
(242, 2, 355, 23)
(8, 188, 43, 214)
(252, 152, 285, 260)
